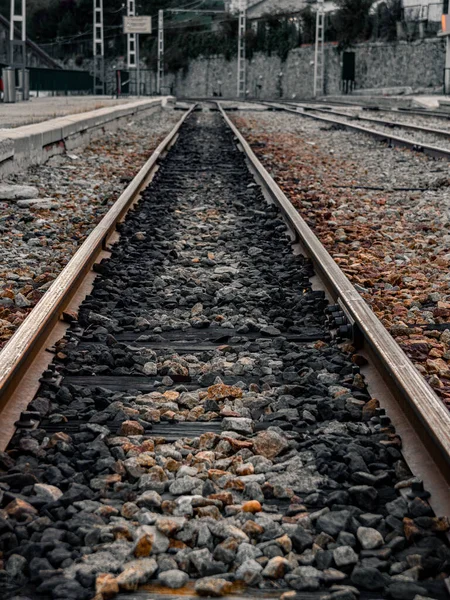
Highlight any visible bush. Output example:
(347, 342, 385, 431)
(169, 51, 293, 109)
(370, 0, 402, 41)
(331, 0, 373, 48)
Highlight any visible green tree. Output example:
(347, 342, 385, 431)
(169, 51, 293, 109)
(331, 0, 373, 48)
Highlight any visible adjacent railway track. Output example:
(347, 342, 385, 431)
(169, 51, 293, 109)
(0, 102, 448, 600)
(258, 100, 450, 161)
(285, 103, 450, 138)
(302, 98, 450, 121)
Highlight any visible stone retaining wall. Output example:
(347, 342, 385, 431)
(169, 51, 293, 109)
(164, 37, 445, 98)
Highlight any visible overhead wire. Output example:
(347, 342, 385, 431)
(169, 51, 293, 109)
(38, 0, 226, 46)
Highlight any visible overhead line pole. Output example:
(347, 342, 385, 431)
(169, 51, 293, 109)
(157, 10, 164, 95)
(313, 0, 325, 97)
(127, 0, 137, 74)
(93, 0, 105, 95)
(9, 0, 26, 99)
(237, 0, 246, 98)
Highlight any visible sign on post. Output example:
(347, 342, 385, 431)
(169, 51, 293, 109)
(123, 16, 152, 34)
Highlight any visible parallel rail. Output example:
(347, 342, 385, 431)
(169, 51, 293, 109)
(259, 101, 450, 161)
(287, 102, 450, 140)
(304, 98, 450, 121)
(218, 102, 450, 513)
(0, 104, 195, 432)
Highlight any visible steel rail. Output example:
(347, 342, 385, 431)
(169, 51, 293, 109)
(0, 104, 196, 420)
(259, 101, 450, 161)
(286, 103, 450, 140)
(283, 98, 450, 122)
(218, 101, 450, 508)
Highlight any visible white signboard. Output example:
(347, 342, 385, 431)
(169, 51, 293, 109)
(123, 16, 152, 34)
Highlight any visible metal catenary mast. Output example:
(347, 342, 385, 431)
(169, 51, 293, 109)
(127, 0, 137, 72)
(157, 10, 164, 95)
(237, 0, 246, 97)
(9, 0, 27, 98)
(313, 0, 324, 97)
(93, 0, 105, 94)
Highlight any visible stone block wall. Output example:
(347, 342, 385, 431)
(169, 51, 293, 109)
(354, 38, 445, 90)
(163, 37, 445, 98)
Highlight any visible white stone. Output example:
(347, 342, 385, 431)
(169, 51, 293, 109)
(0, 184, 39, 201)
(357, 526, 384, 550)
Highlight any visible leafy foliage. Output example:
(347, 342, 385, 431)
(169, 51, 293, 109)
(330, 0, 373, 49)
(373, 0, 402, 41)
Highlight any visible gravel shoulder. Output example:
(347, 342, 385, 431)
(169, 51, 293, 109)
(231, 110, 450, 408)
(0, 107, 181, 349)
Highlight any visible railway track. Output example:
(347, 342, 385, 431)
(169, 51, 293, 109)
(0, 103, 449, 600)
(258, 101, 450, 161)
(301, 98, 450, 122)
(286, 104, 450, 137)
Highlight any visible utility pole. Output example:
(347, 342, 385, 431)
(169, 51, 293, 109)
(313, 0, 324, 97)
(157, 9, 164, 95)
(127, 0, 137, 94)
(237, 0, 246, 98)
(127, 0, 136, 70)
(93, 0, 105, 95)
(9, 0, 26, 98)
(443, 13, 450, 94)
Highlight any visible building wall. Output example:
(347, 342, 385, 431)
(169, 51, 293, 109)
(164, 36, 445, 98)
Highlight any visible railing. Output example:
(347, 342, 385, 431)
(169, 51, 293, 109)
(29, 67, 93, 94)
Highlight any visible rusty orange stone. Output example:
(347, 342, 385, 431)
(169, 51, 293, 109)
(4, 498, 38, 521)
(223, 437, 253, 451)
(207, 383, 243, 401)
(235, 463, 254, 476)
(208, 492, 233, 505)
(96, 573, 119, 599)
(48, 431, 71, 447)
(362, 397, 379, 420)
(224, 479, 245, 491)
(169, 538, 188, 550)
(403, 518, 420, 541)
(119, 420, 144, 436)
(133, 533, 153, 557)
(242, 520, 264, 537)
(140, 439, 155, 452)
(112, 524, 134, 541)
(165, 458, 181, 472)
(208, 468, 229, 481)
(242, 500, 262, 513)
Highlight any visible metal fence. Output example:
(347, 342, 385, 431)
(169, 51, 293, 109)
(29, 67, 93, 94)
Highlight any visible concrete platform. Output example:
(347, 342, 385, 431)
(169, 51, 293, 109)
(0, 96, 154, 129)
(0, 96, 175, 177)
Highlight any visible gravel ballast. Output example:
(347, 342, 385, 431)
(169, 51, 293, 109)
(0, 106, 181, 350)
(0, 109, 448, 600)
(231, 109, 450, 409)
